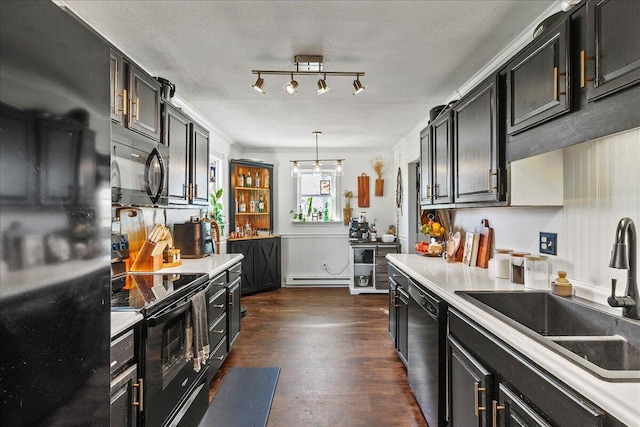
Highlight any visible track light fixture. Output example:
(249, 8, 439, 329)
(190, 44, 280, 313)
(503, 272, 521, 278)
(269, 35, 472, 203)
(290, 131, 345, 177)
(252, 55, 365, 96)
(252, 73, 265, 94)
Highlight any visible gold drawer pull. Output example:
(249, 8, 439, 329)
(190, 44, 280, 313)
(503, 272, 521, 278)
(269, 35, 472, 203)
(580, 50, 595, 88)
(553, 66, 566, 101)
(492, 400, 505, 427)
(132, 378, 144, 412)
(474, 382, 486, 416)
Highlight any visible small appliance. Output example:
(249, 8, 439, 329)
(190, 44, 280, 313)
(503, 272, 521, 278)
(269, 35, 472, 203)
(173, 220, 213, 258)
(349, 217, 370, 243)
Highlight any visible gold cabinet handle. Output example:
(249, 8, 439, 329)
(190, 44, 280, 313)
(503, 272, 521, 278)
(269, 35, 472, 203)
(132, 97, 139, 120)
(230, 292, 234, 307)
(488, 169, 498, 191)
(118, 89, 127, 116)
(474, 382, 486, 416)
(492, 400, 505, 427)
(132, 378, 144, 412)
(212, 304, 225, 308)
(214, 355, 224, 361)
(213, 329, 225, 334)
(194, 183, 198, 198)
(580, 50, 595, 88)
(553, 66, 566, 101)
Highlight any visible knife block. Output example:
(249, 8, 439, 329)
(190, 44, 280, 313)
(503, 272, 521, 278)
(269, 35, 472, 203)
(130, 239, 169, 272)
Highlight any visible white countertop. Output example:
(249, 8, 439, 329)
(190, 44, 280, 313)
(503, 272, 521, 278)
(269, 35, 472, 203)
(158, 253, 243, 278)
(387, 254, 640, 427)
(110, 254, 244, 338)
(111, 311, 143, 338)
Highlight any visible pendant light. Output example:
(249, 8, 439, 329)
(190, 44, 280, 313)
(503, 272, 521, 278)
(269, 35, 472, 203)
(289, 131, 344, 177)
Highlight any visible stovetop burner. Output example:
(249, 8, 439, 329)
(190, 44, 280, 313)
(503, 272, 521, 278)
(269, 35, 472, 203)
(111, 273, 208, 313)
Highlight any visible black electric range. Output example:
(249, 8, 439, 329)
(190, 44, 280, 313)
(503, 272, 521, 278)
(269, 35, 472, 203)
(111, 272, 209, 315)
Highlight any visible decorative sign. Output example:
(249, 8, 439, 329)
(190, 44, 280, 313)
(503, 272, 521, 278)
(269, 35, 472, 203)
(320, 179, 331, 195)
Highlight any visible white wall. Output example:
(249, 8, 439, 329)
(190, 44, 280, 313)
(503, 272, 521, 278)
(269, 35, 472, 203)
(394, 127, 640, 296)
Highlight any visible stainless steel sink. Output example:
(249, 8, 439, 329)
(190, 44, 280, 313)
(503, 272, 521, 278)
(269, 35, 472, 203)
(457, 291, 640, 381)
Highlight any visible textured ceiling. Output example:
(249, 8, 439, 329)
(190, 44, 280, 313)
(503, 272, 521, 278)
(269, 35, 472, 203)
(60, 0, 556, 149)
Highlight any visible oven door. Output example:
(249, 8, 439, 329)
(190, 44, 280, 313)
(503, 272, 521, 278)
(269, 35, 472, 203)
(144, 297, 204, 427)
(111, 138, 168, 206)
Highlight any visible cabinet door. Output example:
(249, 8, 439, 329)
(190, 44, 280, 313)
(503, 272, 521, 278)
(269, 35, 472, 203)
(39, 117, 80, 205)
(190, 123, 209, 205)
(228, 279, 241, 348)
(396, 286, 409, 366)
(449, 336, 492, 427)
(256, 237, 281, 291)
(496, 384, 551, 427)
(585, 0, 640, 101)
(110, 50, 125, 124)
(454, 76, 503, 204)
(388, 281, 397, 345)
(0, 104, 37, 205)
(127, 64, 161, 141)
(419, 126, 432, 204)
(228, 240, 257, 294)
(431, 111, 454, 205)
(164, 104, 190, 204)
(110, 365, 139, 427)
(507, 19, 570, 134)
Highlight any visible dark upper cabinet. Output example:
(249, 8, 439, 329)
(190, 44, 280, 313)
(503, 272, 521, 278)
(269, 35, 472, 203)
(190, 123, 210, 206)
(110, 50, 125, 125)
(0, 104, 37, 205)
(164, 103, 190, 204)
(453, 76, 505, 204)
(584, 0, 640, 101)
(163, 103, 209, 206)
(127, 64, 161, 141)
(506, 19, 570, 135)
(110, 49, 162, 142)
(420, 110, 453, 206)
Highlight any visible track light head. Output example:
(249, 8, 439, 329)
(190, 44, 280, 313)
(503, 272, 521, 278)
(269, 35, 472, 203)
(252, 75, 265, 94)
(284, 74, 298, 95)
(317, 76, 330, 95)
(352, 76, 366, 95)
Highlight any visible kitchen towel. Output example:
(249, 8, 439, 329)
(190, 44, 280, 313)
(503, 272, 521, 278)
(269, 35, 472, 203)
(186, 290, 209, 372)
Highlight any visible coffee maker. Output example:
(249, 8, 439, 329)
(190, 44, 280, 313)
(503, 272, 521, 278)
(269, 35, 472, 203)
(349, 213, 369, 243)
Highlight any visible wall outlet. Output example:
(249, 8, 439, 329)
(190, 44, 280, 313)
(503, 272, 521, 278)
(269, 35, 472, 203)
(540, 232, 557, 255)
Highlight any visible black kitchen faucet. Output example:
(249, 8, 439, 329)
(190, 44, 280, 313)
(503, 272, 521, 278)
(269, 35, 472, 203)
(608, 217, 639, 319)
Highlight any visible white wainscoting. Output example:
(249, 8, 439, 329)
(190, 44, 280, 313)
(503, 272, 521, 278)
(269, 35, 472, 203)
(281, 233, 351, 286)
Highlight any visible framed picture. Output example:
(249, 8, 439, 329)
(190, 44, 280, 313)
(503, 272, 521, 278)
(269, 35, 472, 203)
(320, 179, 330, 195)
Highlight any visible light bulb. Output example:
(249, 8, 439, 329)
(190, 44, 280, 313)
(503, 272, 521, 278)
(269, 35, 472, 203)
(336, 161, 342, 173)
(314, 161, 321, 173)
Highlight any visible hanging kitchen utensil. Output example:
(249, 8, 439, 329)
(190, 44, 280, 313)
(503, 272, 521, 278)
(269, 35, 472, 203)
(357, 173, 370, 207)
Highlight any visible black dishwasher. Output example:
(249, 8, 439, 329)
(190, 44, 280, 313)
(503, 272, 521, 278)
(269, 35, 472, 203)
(407, 279, 447, 427)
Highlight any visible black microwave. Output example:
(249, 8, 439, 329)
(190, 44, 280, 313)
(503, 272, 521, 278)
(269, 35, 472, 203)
(111, 133, 168, 206)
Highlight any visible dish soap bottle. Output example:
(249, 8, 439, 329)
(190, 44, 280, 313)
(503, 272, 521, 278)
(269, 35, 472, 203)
(552, 271, 573, 297)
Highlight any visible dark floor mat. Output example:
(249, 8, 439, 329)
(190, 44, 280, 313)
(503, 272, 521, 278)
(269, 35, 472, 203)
(199, 367, 280, 427)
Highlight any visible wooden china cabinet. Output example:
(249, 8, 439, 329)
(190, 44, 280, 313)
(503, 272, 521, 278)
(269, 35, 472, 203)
(227, 160, 281, 295)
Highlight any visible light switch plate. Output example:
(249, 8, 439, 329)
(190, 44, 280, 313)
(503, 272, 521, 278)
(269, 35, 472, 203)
(540, 232, 557, 255)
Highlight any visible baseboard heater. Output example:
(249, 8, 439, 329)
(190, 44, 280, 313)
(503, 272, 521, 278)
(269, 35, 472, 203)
(285, 276, 350, 287)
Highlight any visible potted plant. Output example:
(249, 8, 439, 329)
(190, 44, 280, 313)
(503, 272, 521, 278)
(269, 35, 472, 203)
(208, 188, 225, 235)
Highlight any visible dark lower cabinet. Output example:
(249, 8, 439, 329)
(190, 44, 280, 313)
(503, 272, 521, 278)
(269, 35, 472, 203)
(448, 309, 621, 426)
(110, 365, 139, 427)
(228, 236, 281, 295)
(449, 336, 491, 427)
(228, 278, 241, 348)
(110, 328, 142, 427)
(388, 264, 409, 366)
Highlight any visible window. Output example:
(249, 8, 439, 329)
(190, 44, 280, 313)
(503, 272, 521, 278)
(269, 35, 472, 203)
(293, 166, 341, 222)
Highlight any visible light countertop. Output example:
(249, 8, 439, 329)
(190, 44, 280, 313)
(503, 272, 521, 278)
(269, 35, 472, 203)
(387, 254, 640, 427)
(110, 254, 244, 338)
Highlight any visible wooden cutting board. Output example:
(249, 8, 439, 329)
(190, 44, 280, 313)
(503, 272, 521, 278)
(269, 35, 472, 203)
(357, 173, 370, 207)
(475, 219, 492, 268)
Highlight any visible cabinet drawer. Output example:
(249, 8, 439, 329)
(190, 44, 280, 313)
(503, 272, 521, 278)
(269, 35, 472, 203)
(375, 273, 389, 290)
(209, 336, 228, 374)
(228, 263, 242, 284)
(207, 288, 226, 324)
(208, 313, 227, 349)
(110, 329, 134, 378)
(209, 272, 226, 288)
(376, 245, 398, 257)
(389, 263, 409, 289)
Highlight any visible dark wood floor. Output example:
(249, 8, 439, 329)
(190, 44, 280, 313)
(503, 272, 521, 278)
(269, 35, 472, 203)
(208, 287, 428, 426)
